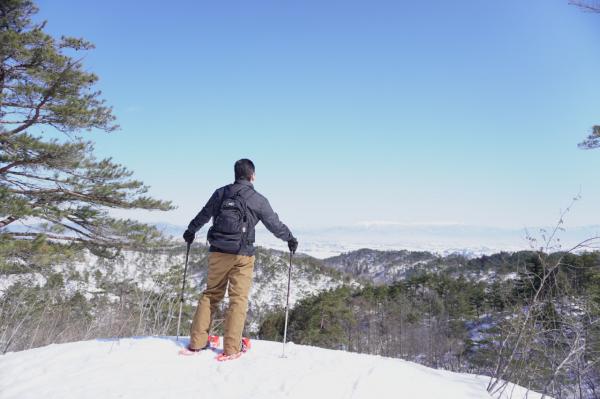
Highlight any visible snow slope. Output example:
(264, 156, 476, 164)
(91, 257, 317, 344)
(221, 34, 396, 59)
(0, 337, 545, 399)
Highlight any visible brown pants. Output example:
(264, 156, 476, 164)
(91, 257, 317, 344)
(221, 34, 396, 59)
(189, 252, 255, 355)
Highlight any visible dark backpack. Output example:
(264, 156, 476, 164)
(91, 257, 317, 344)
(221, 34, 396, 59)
(207, 186, 250, 253)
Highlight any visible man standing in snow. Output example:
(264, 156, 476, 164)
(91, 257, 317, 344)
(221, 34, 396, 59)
(181, 159, 298, 360)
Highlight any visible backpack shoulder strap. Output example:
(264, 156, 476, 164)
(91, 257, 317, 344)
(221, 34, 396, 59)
(218, 184, 233, 209)
(234, 185, 254, 223)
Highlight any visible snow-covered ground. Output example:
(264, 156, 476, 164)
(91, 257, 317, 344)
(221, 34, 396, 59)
(0, 336, 546, 399)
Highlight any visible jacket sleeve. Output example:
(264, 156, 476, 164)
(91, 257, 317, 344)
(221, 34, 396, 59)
(187, 189, 221, 233)
(257, 197, 294, 241)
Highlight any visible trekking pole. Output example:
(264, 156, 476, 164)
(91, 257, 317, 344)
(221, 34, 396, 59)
(176, 242, 191, 342)
(281, 251, 293, 358)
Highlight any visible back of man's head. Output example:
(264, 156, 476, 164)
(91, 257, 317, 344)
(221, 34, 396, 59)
(234, 159, 255, 181)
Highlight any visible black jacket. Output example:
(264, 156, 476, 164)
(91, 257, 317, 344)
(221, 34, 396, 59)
(187, 179, 293, 256)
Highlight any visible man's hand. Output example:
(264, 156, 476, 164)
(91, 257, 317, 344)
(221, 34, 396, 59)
(183, 229, 195, 244)
(288, 237, 298, 254)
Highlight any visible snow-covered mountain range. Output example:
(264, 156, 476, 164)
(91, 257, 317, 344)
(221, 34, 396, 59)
(156, 222, 600, 259)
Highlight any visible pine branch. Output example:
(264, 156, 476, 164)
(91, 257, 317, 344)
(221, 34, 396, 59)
(0, 160, 34, 174)
(43, 217, 96, 241)
(6, 187, 126, 207)
(7, 231, 87, 242)
(4, 61, 79, 137)
(569, 0, 600, 12)
(578, 125, 600, 150)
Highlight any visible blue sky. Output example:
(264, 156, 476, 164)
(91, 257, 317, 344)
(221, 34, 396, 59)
(37, 0, 600, 229)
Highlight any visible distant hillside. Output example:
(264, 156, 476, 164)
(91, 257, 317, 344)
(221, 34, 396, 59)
(323, 249, 442, 284)
(322, 248, 545, 284)
(0, 244, 359, 352)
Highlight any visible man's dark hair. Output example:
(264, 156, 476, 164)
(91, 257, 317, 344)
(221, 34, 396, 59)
(234, 159, 255, 181)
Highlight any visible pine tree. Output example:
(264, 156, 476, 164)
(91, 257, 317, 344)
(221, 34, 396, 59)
(0, 0, 173, 265)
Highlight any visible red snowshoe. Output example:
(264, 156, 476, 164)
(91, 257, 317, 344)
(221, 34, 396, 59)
(215, 337, 251, 362)
(178, 335, 220, 356)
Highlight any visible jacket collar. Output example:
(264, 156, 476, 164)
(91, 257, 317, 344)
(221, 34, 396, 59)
(234, 179, 254, 188)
